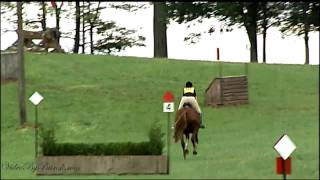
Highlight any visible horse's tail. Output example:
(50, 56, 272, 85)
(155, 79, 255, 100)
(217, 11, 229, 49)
(174, 111, 187, 143)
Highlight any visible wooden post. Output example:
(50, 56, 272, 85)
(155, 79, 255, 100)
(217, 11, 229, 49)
(167, 112, 170, 174)
(17, 2, 27, 126)
(35, 106, 38, 159)
(282, 158, 286, 180)
(217, 48, 222, 77)
(216, 48, 220, 61)
(245, 63, 248, 77)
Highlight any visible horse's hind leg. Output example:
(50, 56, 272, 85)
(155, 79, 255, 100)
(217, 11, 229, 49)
(181, 137, 186, 159)
(196, 131, 199, 144)
(191, 133, 197, 155)
(185, 134, 189, 154)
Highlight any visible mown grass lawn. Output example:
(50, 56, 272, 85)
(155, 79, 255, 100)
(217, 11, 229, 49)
(1, 52, 318, 179)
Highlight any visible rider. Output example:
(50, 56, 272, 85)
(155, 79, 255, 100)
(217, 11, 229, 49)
(177, 81, 205, 129)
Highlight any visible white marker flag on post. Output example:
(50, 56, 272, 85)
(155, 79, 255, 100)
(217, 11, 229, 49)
(28, 91, 44, 159)
(162, 91, 174, 174)
(29, 92, 44, 106)
(163, 91, 174, 113)
(274, 134, 296, 160)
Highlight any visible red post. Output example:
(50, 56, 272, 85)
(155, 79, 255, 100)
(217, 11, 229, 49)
(217, 47, 222, 77)
(276, 156, 291, 180)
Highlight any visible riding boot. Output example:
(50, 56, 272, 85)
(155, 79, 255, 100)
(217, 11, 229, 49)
(199, 113, 205, 129)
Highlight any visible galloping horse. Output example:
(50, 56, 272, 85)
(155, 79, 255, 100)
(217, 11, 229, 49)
(174, 105, 200, 159)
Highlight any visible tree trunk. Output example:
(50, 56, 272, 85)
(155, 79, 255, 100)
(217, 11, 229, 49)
(245, 2, 258, 63)
(73, 1, 80, 53)
(304, 31, 309, 64)
(262, 27, 267, 63)
(87, 2, 94, 54)
(245, 26, 258, 63)
(262, 3, 267, 63)
(303, 2, 310, 65)
(153, 2, 168, 58)
(17, 2, 27, 126)
(41, 1, 46, 31)
(90, 24, 93, 54)
(55, 7, 61, 43)
(82, 1, 85, 54)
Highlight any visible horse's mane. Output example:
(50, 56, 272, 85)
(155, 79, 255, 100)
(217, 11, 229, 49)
(174, 110, 187, 143)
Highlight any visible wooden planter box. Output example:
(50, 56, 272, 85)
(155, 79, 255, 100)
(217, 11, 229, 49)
(205, 75, 249, 107)
(36, 155, 168, 175)
(1, 51, 18, 82)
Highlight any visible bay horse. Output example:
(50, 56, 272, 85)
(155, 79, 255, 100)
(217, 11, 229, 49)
(174, 106, 200, 159)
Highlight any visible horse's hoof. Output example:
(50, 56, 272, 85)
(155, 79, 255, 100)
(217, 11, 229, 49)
(185, 149, 189, 154)
(193, 151, 197, 155)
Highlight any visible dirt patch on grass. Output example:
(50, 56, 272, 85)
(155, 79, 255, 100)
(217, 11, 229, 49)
(1, 78, 17, 85)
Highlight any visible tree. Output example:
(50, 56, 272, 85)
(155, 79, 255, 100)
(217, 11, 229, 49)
(17, 1, 27, 126)
(24, 2, 47, 31)
(1, 2, 33, 31)
(81, 2, 146, 55)
(215, 2, 259, 63)
(87, 2, 100, 54)
(51, 1, 64, 43)
(41, 1, 46, 31)
(81, 1, 86, 54)
(153, 2, 168, 58)
(257, 2, 285, 63)
(280, 2, 318, 65)
(168, 2, 262, 63)
(73, 1, 80, 53)
(1, 2, 16, 36)
(46, 2, 81, 52)
(309, 3, 320, 44)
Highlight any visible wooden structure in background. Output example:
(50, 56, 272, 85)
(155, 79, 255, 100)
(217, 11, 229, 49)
(205, 75, 248, 107)
(6, 28, 64, 53)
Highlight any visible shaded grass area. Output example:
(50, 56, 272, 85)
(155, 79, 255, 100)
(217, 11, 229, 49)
(1, 52, 318, 179)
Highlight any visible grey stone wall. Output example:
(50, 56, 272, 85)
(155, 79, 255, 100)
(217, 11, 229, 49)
(36, 155, 168, 175)
(1, 51, 19, 80)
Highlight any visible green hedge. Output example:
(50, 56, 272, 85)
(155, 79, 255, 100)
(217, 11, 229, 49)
(40, 124, 164, 156)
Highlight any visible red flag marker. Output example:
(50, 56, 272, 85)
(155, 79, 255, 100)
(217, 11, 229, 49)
(163, 91, 174, 102)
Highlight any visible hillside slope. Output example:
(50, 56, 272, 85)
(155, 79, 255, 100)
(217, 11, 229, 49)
(1, 53, 318, 179)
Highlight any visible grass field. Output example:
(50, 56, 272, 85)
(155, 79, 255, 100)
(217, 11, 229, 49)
(1, 52, 319, 179)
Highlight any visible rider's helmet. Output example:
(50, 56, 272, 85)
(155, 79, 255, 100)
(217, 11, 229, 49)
(186, 81, 193, 87)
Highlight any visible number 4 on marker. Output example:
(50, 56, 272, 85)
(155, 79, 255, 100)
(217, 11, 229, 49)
(163, 102, 174, 112)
